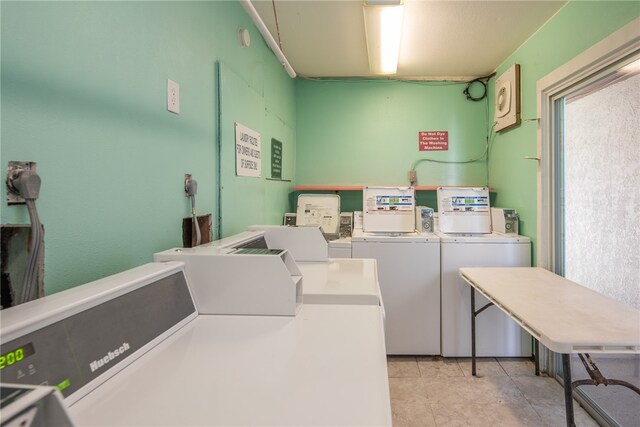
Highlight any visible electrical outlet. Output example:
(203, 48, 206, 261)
(167, 79, 180, 114)
(409, 170, 417, 185)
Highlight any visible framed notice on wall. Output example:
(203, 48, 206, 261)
(271, 139, 282, 179)
(235, 122, 261, 177)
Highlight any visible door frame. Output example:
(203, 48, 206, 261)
(536, 17, 640, 273)
(534, 17, 640, 424)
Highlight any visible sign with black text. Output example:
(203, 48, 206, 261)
(235, 123, 261, 177)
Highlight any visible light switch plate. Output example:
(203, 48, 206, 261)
(167, 79, 180, 114)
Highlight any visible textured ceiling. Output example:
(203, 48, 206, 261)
(250, 0, 566, 79)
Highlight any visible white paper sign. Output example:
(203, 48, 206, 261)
(235, 122, 261, 177)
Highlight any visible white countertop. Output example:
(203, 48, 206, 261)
(69, 304, 391, 426)
(460, 267, 640, 354)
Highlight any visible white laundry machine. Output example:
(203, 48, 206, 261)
(439, 232, 532, 357)
(0, 262, 392, 426)
(157, 228, 382, 308)
(328, 237, 352, 258)
(352, 230, 441, 355)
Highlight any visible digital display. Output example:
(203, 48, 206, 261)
(0, 343, 35, 370)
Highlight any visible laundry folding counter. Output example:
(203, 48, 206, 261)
(459, 267, 640, 427)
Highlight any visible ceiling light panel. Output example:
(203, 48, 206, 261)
(363, 3, 405, 75)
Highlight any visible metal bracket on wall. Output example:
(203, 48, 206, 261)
(184, 174, 193, 197)
(6, 161, 37, 205)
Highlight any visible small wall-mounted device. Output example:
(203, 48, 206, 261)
(491, 207, 519, 234)
(184, 174, 202, 247)
(238, 28, 251, 47)
(415, 206, 435, 234)
(6, 161, 38, 205)
(494, 64, 521, 132)
(339, 212, 353, 238)
(353, 211, 363, 230)
(408, 170, 417, 186)
(283, 213, 297, 226)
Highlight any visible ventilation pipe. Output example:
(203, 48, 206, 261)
(239, 0, 297, 78)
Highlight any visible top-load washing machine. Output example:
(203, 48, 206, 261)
(352, 230, 440, 355)
(436, 186, 531, 357)
(351, 187, 441, 355)
(439, 232, 532, 357)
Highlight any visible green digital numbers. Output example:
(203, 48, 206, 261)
(0, 348, 24, 369)
(0, 343, 35, 370)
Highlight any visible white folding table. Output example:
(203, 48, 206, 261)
(459, 267, 640, 427)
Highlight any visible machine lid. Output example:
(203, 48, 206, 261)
(296, 194, 341, 234)
(351, 230, 439, 243)
(436, 232, 530, 243)
(328, 237, 352, 248)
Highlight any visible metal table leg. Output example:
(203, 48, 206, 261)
(562, 353, 576, 427)
(573, 353, 640, 393)
(471, 286, 476, 376)
(470, 286, 493, 377)
(534, 338, 540, 376)
(565, 354, 640, 426)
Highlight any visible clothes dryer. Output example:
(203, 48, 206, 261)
(0, 262, 392, 426)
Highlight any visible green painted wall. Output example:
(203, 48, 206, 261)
(295, 80, 489, 188)
(488, 1, 640, 260)
(218, 63, 295, 237)
(1, 1, 295, 294)
(295, 1, 639, 260)
(3, 0, 636, 296)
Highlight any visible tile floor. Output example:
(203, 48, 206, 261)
(387, 356, 599, 427)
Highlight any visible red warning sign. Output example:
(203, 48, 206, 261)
(419, 131, 448, 151)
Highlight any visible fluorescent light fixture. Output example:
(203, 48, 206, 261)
(620, 58, 640, 75)
(363, 2, 405, 75)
